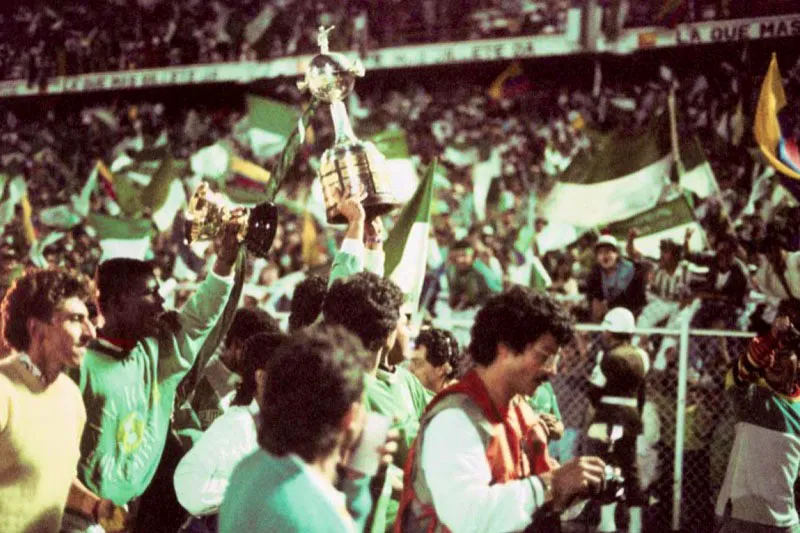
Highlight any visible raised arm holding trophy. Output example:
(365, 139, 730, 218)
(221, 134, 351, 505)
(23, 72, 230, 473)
(184, 26, 401, 261)
(299, 26, 401, 224)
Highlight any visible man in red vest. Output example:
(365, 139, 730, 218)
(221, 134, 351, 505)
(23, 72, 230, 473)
(396, 286, 607, 533)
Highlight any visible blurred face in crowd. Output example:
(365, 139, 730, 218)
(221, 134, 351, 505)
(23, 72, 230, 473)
(385, 307, 411, 366)
(505, 333, 560, 397)
(660, 246, 677, 270)
(716, 240, 735, 271)
(765, 350, 798, 396)
(595, 244, 619, 271)
(450, 247, 474, 274)
(408, 345, 451, 393)
(30, 296, 96, 369)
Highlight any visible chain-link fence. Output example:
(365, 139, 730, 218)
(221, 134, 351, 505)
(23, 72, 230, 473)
(432, 309, 756, 533)
(545, 325, 752, 533)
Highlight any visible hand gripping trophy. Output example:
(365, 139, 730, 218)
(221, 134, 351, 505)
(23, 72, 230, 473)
(298, 26, 401, 224)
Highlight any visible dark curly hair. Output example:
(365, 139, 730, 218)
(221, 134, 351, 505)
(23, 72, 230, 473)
(2, 268, 94, 352)
(469, 285, 574, 366)
(416, 328, 455, 368)
(258, 324, 371, 462)
(231, 331, 289, 407)
(322, 272, 403, 352)
(288, 273, 329, 332)
(95, 258, 155, 314)
(225, 308, 281, 349)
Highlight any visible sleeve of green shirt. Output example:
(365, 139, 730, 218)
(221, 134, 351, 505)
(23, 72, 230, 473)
(160, 271, 234, 381)
(329, 239, 365, 287)
(473, 257, 503, 293)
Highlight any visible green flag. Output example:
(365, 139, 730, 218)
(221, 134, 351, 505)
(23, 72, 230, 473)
(245, 95, 301, 159)
(606, 194, 705, 258)
(87, 213, 155, 261)
(540, 117, 672, 227)
(371, 128, 418, 203)
(384, 160, 436, 309)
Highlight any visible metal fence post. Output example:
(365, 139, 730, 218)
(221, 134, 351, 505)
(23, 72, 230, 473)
(672, 314, 691, 531)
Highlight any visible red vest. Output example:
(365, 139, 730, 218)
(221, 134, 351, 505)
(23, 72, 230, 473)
(394, 370, 556, 533)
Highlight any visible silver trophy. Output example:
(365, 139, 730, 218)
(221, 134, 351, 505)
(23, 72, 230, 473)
(298, 26, 400, 224)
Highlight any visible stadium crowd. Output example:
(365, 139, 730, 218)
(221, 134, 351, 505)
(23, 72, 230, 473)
(4, 0, 800, 83)
(1, 25, 800, 533)
(0, 0, 571, 84)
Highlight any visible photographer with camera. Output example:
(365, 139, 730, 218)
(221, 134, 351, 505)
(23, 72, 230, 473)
(715, 300, 800, 533)
(395, 287, 607, 533)
(587, 308, 650, 533)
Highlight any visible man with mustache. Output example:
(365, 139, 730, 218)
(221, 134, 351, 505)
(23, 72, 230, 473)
(396, 287, 607, 533)
(61, 220, 242, 532)
(0, 268, 96, 532)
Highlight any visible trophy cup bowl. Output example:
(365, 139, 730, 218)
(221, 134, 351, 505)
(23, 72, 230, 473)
(319, 139, 399, 224)
(304, 52, 359, 103)
(184, 182, 278, 259)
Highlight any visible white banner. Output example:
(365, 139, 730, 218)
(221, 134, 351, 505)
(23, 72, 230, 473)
(610, 13, 800, 53)
(0, 11, 797, 97)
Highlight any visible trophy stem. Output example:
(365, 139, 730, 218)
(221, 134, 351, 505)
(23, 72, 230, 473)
(330, 101, 357, 145)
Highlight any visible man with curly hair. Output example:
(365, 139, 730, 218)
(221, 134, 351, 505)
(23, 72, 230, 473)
(0, 268, 103, 532)
(408, 327, 462, 405)
(396, 286, 607, 533)
(219, 325, 377, 533)
(323, 271, 416, 532)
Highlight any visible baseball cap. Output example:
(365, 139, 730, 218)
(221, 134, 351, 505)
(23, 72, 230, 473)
(594, 234, 619, 252)
(602, 307, 636, 335)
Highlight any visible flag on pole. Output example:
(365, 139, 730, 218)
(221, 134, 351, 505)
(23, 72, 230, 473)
(606, 195, 705, 259)
(488, 61, 532, 101)
(384, 160, 437, 309)
(370, 128, 418, 202)
(679, 136, 719, 199)
(245, 95, 301, 159)
(87, 213, 154, 261)
(754, 54, 800, 181)
(539, 118, 672, 227)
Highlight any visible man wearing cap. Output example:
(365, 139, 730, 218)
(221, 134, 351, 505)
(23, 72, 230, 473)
(587, 307, 650, 533)
(586, 234, 648, 323)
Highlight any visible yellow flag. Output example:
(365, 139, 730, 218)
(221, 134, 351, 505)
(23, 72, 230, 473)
(20, 193, 37, 245)
(301, 211, 318, 266)
(96, 160, 114, 184)
(488, 61, 523, 101)
(230, 156, 271, 184)
(754, 54, 800, 180)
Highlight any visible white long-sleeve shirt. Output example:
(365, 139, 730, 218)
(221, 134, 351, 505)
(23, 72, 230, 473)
(420, 408, 547, 533)
(173, 402, 259, 516)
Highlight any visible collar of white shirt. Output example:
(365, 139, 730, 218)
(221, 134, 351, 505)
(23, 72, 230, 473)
(17, 352, 46, 384)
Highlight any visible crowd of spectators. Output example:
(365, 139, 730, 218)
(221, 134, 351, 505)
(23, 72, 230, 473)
(622, 0, 800, 28)
(3, 0, 800, 86)
(1, 34, 799, 533)
(0, 0, 572, 84)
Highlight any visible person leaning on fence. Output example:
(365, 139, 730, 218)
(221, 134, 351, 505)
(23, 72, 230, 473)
(715, 303, 800, 533)
(395, 286, 607, 533)
(587, 307, 650, 533)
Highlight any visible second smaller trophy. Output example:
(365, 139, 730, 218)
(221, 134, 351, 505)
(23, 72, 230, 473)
(299, 26, 400, 224)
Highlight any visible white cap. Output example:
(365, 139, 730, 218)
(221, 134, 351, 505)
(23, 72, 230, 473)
(602, 307, 636, 335)
(594, 234, 619, 252)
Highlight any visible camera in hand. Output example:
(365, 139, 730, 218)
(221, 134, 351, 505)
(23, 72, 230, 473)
(595, 464, 626, 504)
